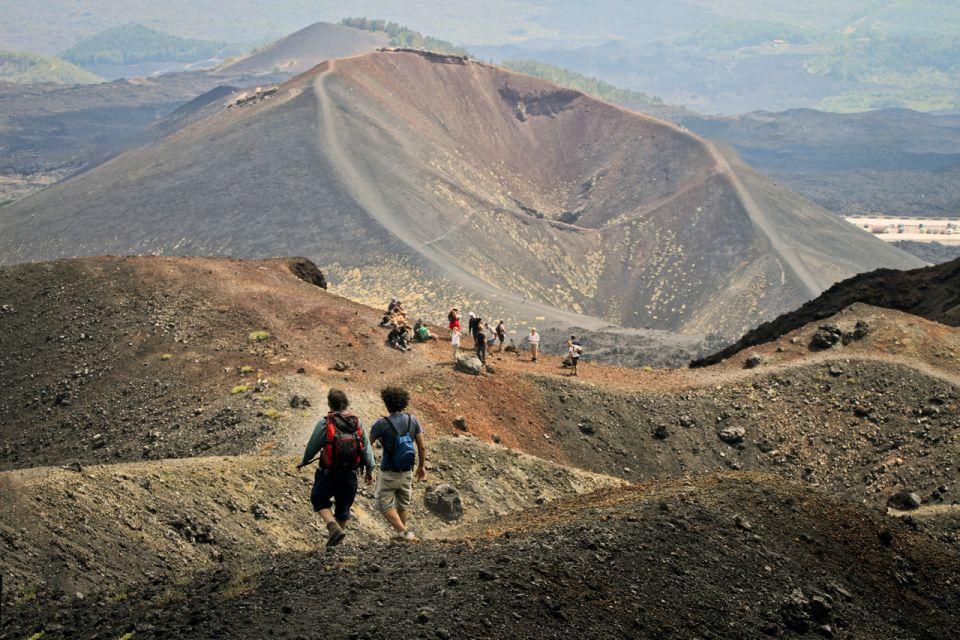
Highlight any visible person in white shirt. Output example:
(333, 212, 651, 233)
(527, 327, 540, 363)
(567, 335, 583, 376)
(451, 328, 461, 360)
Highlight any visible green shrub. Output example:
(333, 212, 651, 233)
(231, 384, 249, 395)
(248, 331, 270, 342)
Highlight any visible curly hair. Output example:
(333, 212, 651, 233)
(327, 388, 349, 411)
(380, 386, 409, 413)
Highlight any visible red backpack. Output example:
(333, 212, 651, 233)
(319, 412, 364, 470)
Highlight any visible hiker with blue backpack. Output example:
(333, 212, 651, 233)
(297, 389, 374, 547)
(370, 386, 427, 541)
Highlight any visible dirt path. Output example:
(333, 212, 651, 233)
(312, 62, 611, 331)
(708, 143, 821, 297)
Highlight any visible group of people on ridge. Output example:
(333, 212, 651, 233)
(298, 386, 426, 546)
(381, 298, 436, 351)
(446, 307, 509, 365)
(380, 298, 584, 375)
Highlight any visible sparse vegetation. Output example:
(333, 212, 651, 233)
(220, 565, 260, 599)
(261, 407, 280, 419)
(61, 24, 239, 66)
(340, 18, 466, 55)
(502, 60, 662, 106)
(239, 365, 254, 374)
(248, 331, 270, 342)
(160, 353, 173, 360)
(106, 588, 129, 604)
(0, 49, 103, 84)
(15, 585, 37, 604)
(231, 384, 249, 395)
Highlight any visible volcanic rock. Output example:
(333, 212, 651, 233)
(455, 355, 483, 376)
(424, 484, 464, 521)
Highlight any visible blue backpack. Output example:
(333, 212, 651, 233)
(385, 414, 416, 472)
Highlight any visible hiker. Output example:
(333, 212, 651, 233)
(387, 298, 398, 314)
(448, 307, 461, 332)
(369, 386, 427, 541)
(495, 320, 506, 352)
(527, 327, 540, 362)
(474, 318, 487, 364)
(467, 312, 479, 337)
(388, 325, 410, 352)
(413, 319, 436, 342)
(451, 327, 461, 359)
(297, 389, 374, 547)
(568, 336, 583, 376)
(562, 336, 574, 367)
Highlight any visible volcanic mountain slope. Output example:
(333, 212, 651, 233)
(0, 50, 921, 337)
(2, 256, 960, 637)
(6, 474, 959, 640)
(695, 255, 960, 366)
(219, 22, 387, 76)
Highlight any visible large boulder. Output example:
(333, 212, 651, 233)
(424, 483, 464, 521)
(810, 324, 843, 350)
(455, 355, 483, 375)
(887, 490, 922, 511)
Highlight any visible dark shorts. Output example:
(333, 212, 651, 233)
(310, 469, 359, 521)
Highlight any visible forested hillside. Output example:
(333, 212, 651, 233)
(501, 60, 662, 106)
(62, 24, 239, 65)
(0, 49, 103, 83)
(339, 18, 466, 55)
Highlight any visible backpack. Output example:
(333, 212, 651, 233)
(319, 412, 364, 470)
(384, 414, 416, 472)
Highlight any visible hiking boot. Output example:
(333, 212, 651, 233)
(393, 530, 418, 542)
(326, 521, 347, 547)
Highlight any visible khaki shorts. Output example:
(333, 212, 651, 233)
(374, 470, 413, 512)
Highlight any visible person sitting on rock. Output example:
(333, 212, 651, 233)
(370, 386, 427, 541)
(413, 319, 437, 342)
(297, 389, 374, 547)
(388, 325, 410, 352)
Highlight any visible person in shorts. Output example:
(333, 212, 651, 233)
(369, 386, 427, 541)
(297, 389, 374, 546)
(527, 327, 540, 362)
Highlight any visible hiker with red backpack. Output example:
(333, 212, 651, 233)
(297, 388, 374, 547)
(369, 386, 427, 541)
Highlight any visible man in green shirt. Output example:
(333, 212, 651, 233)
(298, 389, 374, 546)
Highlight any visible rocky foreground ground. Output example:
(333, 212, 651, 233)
(2, 256, 959, 639)
(4, 474, 958, 640)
